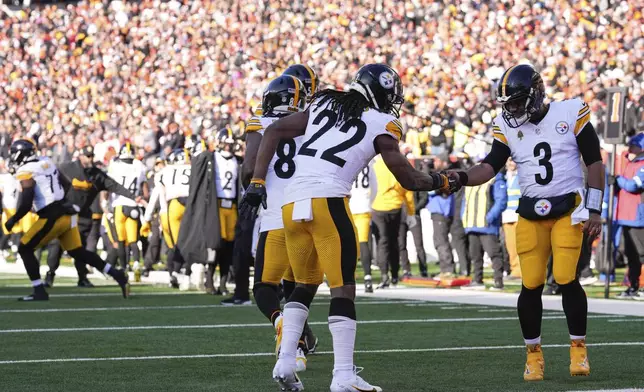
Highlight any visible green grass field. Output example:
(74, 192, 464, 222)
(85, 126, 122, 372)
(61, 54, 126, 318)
(0, 274, 643, 392)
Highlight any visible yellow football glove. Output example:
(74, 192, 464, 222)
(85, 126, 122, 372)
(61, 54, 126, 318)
(140, 222, 151, 237)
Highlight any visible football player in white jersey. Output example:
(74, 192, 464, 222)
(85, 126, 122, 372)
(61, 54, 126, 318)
(349, 162, 374, 293)
(448, 64, 604, 381)
(106, 143, 149, 270)
(1, 162, 21, 244)
(207, 128, 241, 294)
(4, 140, 129, 301)
(242, 64, 452, 392)
(244, 73, 318, 373)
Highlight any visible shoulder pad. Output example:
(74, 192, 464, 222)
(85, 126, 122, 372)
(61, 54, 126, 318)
(246, 116, 263, 133)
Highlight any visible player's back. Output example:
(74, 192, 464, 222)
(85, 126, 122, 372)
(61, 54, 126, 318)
(0, 173, 20, 210)
(162, 164, 191, 201)
(16, 156, 65, 212)
(349, 163, 373, 215)
(108, 159, 146, 206)
(284, 99, 402, 205)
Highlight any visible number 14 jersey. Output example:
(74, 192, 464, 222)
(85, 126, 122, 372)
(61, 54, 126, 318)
(283, 99, 403, 205)
(492, 98, 590, 198)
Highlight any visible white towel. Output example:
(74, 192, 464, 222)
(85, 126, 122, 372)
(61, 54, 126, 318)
(571, 188, 589, 225)
(292, 199, 313, 222)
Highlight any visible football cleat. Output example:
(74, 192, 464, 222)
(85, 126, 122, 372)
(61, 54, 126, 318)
(330, 367, 382, 392)
(44, 271, 55, 288)
(109, 268, 130, 299)
(18, 285, 49, 302)
(295, 347, 307, 373)
(275, 314, 284, 359)
(523, 344, 544, 381)
(569, 339, 590, 377)
(77, 278, 95, 288)
(169, 274, 179, 289)
(273, 360, 303, 391)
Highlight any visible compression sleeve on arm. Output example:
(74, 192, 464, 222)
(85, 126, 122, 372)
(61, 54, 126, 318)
(576, 122, 602, 166)
(13, 186, 35, 222)
(481, 139, 511, 174)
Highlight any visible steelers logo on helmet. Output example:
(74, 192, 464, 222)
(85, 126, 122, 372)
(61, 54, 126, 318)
(349, 64, 404, 117)
(261, 75, 307, 117)
(379, 72, 394, 89)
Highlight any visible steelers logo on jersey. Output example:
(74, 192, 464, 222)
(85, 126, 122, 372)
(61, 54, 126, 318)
(555, 121, 569, 135)
(379, 72, 394, 89)
(534, 199, 552, 216)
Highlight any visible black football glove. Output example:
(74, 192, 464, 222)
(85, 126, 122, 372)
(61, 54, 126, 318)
(4, 217, 16, 233)
(240, 179, 267, 218)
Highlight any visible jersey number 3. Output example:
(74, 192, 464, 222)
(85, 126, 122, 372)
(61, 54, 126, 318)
(299, 110, 366, 168)
(533, 142, 553, 185)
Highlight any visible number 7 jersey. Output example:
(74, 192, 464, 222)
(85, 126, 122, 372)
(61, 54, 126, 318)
(493, 98, 589, 198)
(283, 99, 403, 205)
(246, 115, 303, 232)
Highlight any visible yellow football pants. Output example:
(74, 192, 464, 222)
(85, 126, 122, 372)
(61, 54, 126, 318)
(22, 212, 39, 233)
(516, 213, 583, 289)
(352, 212, 371, 243)
(254, 229, 296, 285)
(2, 208, 22, 235)
(20, 214, 82, 251)
(166, 199, 185, 249)
(503, 222, 521, 278)
(114, 205, 140, 245)
(159, 212, 173, 249)
(218, 200, 237, 242)
(282, 197, 358, 288)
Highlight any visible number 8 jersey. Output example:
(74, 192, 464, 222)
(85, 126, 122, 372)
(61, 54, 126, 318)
(246, 115, 303, 232)
(493, 98, 589, 198)
(283, 99, 403, 205)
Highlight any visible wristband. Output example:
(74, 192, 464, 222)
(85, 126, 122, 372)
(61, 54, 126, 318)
(250, 178, 266, 186)
(585, 187, 603, 214)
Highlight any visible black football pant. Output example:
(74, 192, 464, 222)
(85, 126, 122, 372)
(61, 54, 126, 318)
(372, 209, 402, 280)
(232, 213, 256, 300)
(399, 211, 427, 275)
(433, 214, 470, 275)
(623, 226, 644, 290)
(46, 216, 92, 280)
(468, 232, 503, 283)
(144, 218, 162, 272)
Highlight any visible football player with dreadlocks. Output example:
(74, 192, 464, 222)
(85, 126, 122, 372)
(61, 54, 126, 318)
(244, 72, 318, 373)
(447, 64, 603, 381)
(241, 64, 453, 392)
(5, 139, 129, 301)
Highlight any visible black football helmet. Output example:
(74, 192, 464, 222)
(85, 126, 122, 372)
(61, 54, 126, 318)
(348, 64, 404, 117)
(9, 139, 38, 168)
(167, 148, 191, 165)
(119, 142, 135, 161)
(216, 128, 236, 158)
(185, 134, 207, 157)
(282, 64, 318, 99)
(261, 75, 307, 117)
(496, 64, 545, 128)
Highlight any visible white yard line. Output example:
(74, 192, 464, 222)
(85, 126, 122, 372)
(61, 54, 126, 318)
(0, 300, 427, 314)
(0, 341, 641, 365)
(0, 315, 621, 334)
(607, 318, 644, 323)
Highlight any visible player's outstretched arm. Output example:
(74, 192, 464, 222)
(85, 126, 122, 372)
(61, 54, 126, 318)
(376, 134, 447, 191)
(252, 111, 309, 181)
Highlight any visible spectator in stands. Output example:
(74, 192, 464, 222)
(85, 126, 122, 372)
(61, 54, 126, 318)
(502, 158, 521, 279)
(615, 133, 644, 299)
(461, 171, 507, 291)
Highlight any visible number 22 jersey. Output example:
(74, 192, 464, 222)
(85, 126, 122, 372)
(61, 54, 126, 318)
(246, 115, 303, 232)
(492, 98, 590, 198)
(283, 99, 403, 205)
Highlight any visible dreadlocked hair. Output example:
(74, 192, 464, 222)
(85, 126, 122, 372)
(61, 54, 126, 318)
(310, 89, 371, 124)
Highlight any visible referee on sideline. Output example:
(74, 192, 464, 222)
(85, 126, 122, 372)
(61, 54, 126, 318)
(45, 146, 138, 287)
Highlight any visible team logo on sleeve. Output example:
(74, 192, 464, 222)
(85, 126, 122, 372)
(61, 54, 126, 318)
(555, 121, 569, 135)
(534, 199, 552, 216)
(379, 72, 394, 89)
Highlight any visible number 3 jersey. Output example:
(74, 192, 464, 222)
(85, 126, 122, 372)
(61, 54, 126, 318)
(246, 115, 303, 232)
(283, 99, 403, 205)
(493, 98, 590, 198)
(107, 159, 147, 207)
(14, 156, 65, 212)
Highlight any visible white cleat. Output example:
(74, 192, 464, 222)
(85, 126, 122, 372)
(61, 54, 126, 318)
(295, 347, 307, 372)
(330, 367, 382, 392)
(273, 360, 304, 391)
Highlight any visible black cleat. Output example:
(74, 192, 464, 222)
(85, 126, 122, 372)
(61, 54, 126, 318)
(44, 271, 55, 288)
(77, 278, 95, 288)
(169, 275, 179, 289)
(221, 296, 252, 306)
(364, 279, 374, 293)
(110, 269, 130, 298)
(617, 287, 639, 299)
(19, 285, 49, 301)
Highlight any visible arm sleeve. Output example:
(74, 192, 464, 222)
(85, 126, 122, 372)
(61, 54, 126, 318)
(143, 186, 160, 223)
(101, 171, 136, 199)
(575, 122, 602, 166)
(481, 140, 511, 174)
(12, 186, 34, 223)
(487, 177, 507, 221)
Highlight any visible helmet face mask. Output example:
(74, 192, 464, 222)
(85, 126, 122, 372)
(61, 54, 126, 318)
(216, 129, 235, 158)
(262, 75, 307, 117)
(9, 139, 37, 168)
(496, 64, 545, 128)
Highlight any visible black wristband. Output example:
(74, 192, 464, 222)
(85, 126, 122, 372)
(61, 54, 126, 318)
(430, 172, 445, 189)
(457, 171, 468, 186)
